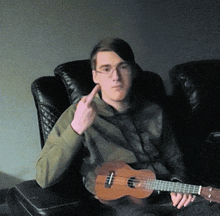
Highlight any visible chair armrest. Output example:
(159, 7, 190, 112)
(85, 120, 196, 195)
(6, 180, 101, 216)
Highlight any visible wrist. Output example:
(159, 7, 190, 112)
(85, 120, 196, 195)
(70, 121, 84, 135)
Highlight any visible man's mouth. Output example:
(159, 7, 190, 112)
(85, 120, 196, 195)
(112, 85, 122, 89)
(112, 86, 123, 91)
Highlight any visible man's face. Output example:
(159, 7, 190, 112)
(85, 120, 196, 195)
(92, 51, 133, 105)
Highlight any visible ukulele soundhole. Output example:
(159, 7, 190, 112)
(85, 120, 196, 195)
(128, 177, 138, 188)
(105, 171, 115, 188)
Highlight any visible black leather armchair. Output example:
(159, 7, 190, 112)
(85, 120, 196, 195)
(168, 59, 220, 187)
(6, 60, 166, 216)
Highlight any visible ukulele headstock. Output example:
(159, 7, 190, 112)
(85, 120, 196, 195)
(200, 186, 220, 204)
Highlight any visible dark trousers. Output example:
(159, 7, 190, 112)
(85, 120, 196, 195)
(98, 193, 220, 216)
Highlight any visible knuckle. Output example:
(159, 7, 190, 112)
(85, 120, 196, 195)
(79, 97, 87, 104)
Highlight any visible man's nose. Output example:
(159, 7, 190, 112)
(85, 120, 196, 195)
(111, 68, 120, 80)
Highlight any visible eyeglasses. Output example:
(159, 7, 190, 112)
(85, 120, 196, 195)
(95, 62, 131, 77)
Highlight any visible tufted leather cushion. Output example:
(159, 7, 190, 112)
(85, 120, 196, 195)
(31, 76, 70, 148)
(54, 60, 166, 105)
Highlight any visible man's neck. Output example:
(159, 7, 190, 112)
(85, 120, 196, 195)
(103, 98, 130, 113)
(113, 101, 130, 113)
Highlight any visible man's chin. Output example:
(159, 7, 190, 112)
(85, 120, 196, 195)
(102, 91, 129, 103)
(112, 94, 128, 102)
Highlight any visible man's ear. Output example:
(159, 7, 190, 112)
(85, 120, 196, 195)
(92, 70, 98, 84)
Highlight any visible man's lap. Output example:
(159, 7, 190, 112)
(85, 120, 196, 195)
(98, 195, 220, 216)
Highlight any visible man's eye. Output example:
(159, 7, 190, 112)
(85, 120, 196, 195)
(102, 68, 111, 73)
(119, 64, 129, 70)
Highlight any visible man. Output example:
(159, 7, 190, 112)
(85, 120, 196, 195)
(36, 38, 215, 215)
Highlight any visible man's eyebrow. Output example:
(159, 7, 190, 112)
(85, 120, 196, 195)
(118, 61, 127, 66)
(99, 64, 111, 69)
(99, 61, 127, 69)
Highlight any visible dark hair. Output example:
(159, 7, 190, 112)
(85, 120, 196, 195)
(90, 38, 135, 70)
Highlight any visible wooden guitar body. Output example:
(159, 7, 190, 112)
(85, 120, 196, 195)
(95, 161, 155, 200)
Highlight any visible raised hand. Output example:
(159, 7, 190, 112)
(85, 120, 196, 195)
(71, 84, 101, 135)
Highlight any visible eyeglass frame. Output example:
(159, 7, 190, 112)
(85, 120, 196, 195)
(94, 61, 132, 77)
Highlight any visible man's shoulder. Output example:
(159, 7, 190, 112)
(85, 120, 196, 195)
(141, 100, 162, 112)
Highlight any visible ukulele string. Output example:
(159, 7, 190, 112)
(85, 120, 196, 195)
(100, 176, 201, 194)
(101, 175, 156, 189)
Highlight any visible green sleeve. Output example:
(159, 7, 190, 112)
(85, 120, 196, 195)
(36, 105, 84, 188)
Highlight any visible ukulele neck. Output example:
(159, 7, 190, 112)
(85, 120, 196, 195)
(146, 180, 202, 195)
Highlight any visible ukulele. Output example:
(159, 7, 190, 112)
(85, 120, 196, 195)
(95, 161, 220, 203)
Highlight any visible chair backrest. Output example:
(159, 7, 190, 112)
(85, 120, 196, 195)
(54, 60, 167, 105)
(32, 60, 167, 148)
(169, 59, 220, 142)
(169, 59, 220, 186)
(31, 76, 70, 148)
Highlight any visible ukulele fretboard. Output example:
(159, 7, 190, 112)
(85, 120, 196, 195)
(145, 180, 202, 195)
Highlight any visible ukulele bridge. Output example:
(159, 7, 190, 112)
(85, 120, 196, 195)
(105, 171, 115, 188)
